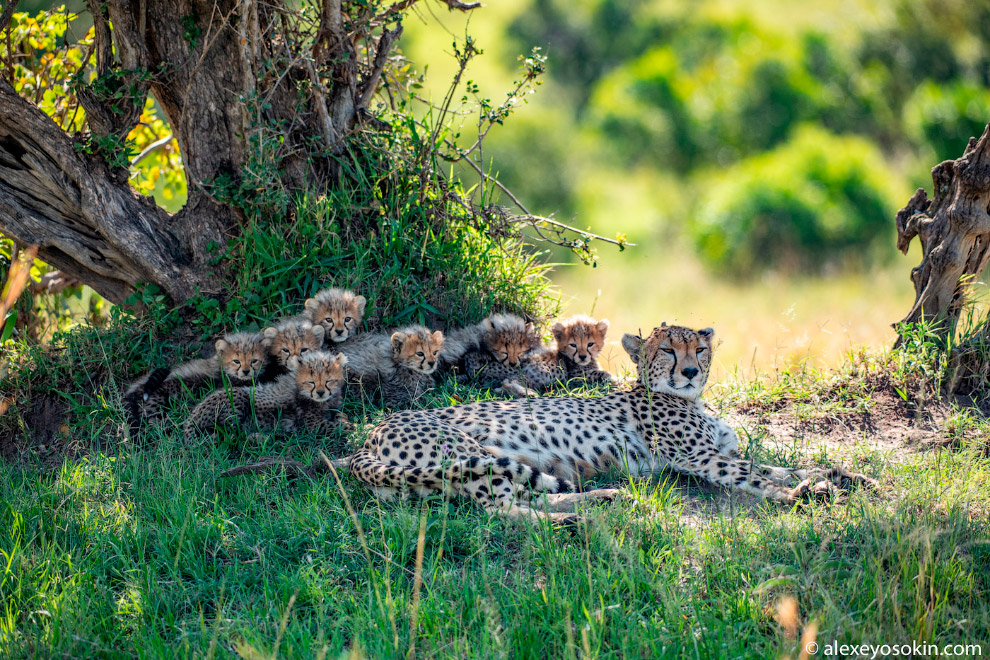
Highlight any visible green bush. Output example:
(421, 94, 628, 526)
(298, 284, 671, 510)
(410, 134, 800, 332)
(690, 127, 903, 274)
(904, 81, 990, 161)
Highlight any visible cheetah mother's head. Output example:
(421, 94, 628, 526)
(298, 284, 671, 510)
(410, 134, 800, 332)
(621, 324, 713, 401)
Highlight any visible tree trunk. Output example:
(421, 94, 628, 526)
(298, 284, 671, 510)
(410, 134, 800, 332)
(0, 0, 457, 304)
(894, 123, 990, 339)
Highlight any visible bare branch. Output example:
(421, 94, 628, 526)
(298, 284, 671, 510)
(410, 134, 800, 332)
(359, 23, 403, 110)
(1, 0, 20, 82)
(130, 133, 174, 166)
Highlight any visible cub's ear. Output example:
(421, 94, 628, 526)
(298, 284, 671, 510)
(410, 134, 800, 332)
(660, 321, 668, 328)
(334, 353, 348, 368)
(214, 339, 229, 355)
(621, 334, 644, 361)
(596, 319, 610, 335)
(263, 327, 278, 340)
(480, 318, 495, 332)
(698, 327, 715, 340)
(354, 295, 367, 316)
(431, 330, 444, 345)
(299, 319, 312, 330)
(304, 298, 318, 312)
(551, 322, 565, 343)
(524, 321, 536, 336)
(260, 333, 274, 348)
(286, 355, 301, 371)
(390, 331, 406, 353)
(311, 324, 326, 340)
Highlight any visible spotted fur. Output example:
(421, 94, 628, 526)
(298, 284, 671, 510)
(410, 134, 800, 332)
(552, 315, 615, 384)
(262, 318, 325, 378)
(341, 325, 444, 407)
(347, 324, 877, 522)
(183, 351, 347, 438)
(124, 331, 272, 428)
(303, 288, 366, 346)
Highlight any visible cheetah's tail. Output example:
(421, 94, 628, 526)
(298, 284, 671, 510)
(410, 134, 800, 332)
(349, 450, 575, 494)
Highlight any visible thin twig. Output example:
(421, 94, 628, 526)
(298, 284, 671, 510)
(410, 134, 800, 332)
(130, 133, 174, 166)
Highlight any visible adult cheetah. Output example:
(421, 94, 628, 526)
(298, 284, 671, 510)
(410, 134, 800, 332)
(348, 324, 876, 522)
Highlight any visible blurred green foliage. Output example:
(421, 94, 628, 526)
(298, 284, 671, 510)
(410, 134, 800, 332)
(417, 0, 990, 274)
(692, 127, 902, 273)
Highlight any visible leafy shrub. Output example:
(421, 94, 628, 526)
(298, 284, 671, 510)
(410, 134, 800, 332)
(904, 81, 990, 161)
(690, 127, 904, 274)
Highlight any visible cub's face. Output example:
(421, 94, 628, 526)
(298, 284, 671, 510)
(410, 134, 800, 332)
(216, 332, 270, 381)
(552, 317, 609, 367)
(391, 329, 445, 374)
(481, 320, 538, 367)
(304, 290, 366, 343)
(295, 352, 347, 406)
(264, 320, 325, 367)
(621, 324, 713, 401)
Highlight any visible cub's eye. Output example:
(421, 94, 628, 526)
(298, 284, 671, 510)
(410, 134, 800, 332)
(251, 359, 260, 365)
(416, 351, 425, 357)
(325, 318, 334, 325)
(587, 342, 595, 349)
(233, 359, 241, 365)
(281, 347, 290, 353)
(300, 348, 309, 353)
(569, 343, 577, 348)
(344, 316, 353, 323)
(661, 348, 675, 355)
(433, 351, 439, 356)
(325, 381, 334, 389)
(306, 381, 316, 388)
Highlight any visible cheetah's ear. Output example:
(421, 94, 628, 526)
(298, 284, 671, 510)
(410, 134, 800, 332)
(263, 327, 278, 340)
(390, 331, 407, 353)
(299, 319, 312, 330)
(311, 324, 326, 341)
(596, 319, 610, 335)
(334, 353, 348, 368)
(551, 322, 565, 343)
(660, 321, 668, 328)
(214, 339, 229, 355)
(304, 297, 318, 312)
(354, 295, 367, 316)
(621, 334, 644, 361)
(480, 318, 495, 332)
(431, 330, 444, 345)
(286, 355, 301, 371)
(524, 321, 536, 336)
(260, 333, 274, 349)
(698, 327, 714, 340)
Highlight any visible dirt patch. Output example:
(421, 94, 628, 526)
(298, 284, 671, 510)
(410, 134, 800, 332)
(729, 387, 945, 464)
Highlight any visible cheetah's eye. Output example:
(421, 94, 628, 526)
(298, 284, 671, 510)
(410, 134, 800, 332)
(306, 381, 316, 388)
(345, 316, 353, 323)
(300, 348, 309, 353)
(587, 342, 595, 349)
(325, 318, 334, 326)
(433, 351, 439, 356)
(661, 348, 674, 355)
(696, 347, 706, 354)
(232, 359, 241, 365)
(282, 347, 290, 353)
(325, 381, 334, 389)
(569, 343, 577, 348)
(416, 351, 425, 357)
(251, 359, 260, 365)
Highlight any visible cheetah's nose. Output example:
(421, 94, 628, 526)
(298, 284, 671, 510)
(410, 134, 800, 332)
(427, 360, 436, 367)
(681, 367, 699, 379)
(316, 390, 326, 397)
(335, 328, 345, 335)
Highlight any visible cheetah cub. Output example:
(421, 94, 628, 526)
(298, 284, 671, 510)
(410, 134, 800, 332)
(124, 331, 272, 427)
(183, 351, 348, 439)
(262, 318, 325, 378)
(551, 315, 615, 385)
(341, 325, 444, 407)
(462, 313, 564, 396)
(303, 288, 366, 347)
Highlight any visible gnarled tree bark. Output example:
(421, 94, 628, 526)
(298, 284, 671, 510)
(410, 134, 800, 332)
(894, 123, 990, 339)
(0, 0, 474, 304)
